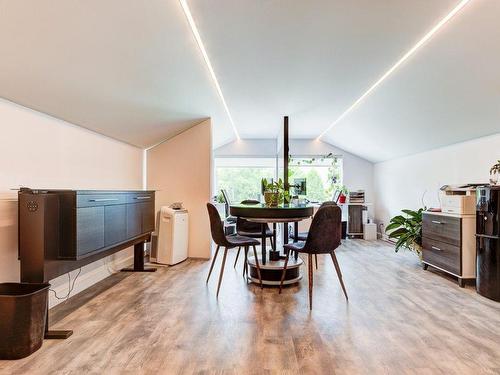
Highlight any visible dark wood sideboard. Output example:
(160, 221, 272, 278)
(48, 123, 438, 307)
(18, 188, 156, 338)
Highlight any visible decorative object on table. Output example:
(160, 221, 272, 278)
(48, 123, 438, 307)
(490, 160, 500, 185)
(261, 178, 290, 206)
(169, 202, 184, 210)
(385, 208, 425, 259)
(337, 185, 348, 203)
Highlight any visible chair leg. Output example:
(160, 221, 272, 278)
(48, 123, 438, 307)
(308, 253, 314, 310)
(216, 248, 229, 298)
(314, 254, 318, 270)
(279, 249, 290, 294)
(234, 247, 241, 268)
(206, 245, 220, 284)
(252, 245, 263, 289)
(243, 246, 249, 280)
(330, 251, 348, 300)
(270, 236, 275, 250)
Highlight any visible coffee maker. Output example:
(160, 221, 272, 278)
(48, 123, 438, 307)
(476, 186, 500, 301)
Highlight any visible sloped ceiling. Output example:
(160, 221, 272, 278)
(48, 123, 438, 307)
(0, 0, 234, 148)
(0, 1, 498, 160)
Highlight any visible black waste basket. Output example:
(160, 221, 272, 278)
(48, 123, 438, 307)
(0, 283, 50, 359)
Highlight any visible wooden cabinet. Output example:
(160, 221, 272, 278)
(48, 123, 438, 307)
(422, 212, 476, 287)
(76, 206, 105, 256)
(104, 204, 127, 246)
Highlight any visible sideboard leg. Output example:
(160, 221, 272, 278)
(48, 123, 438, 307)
(121, 242, 157, 272)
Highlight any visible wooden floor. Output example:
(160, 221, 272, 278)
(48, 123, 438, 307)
(2, 240, 500, 375)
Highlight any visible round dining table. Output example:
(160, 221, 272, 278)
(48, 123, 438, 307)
(230, 202, 314, 286)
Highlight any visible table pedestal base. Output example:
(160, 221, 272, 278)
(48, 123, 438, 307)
(247, 255, 303, 286)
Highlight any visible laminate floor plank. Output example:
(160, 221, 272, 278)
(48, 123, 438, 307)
(1, 240, 499, 374)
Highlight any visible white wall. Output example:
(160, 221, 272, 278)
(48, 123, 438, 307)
(0, 98, 143, 306)
(374, 133, 500, 234)
(147, 120, 212, 259)
(214, 138, 277, 157)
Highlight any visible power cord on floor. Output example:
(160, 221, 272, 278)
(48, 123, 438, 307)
(49, 268, 82, 302)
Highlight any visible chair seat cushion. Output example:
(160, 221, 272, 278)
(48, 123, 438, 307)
(284, 241, 306, 252)
(290, 231, 308, 241)
(237, 228, 273, 237)
(226, 235, 260, 247)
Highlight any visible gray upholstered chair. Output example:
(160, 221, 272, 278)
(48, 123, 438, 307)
(233, 199, 275, 269)
(206, 203, 263, 297)
(289, 201, 339, 269)
(280, 204, 347, 309)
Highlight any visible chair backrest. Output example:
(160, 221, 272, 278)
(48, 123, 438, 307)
(320, 201, 337, 208)
(207, 202, 229, 247)
(236, 200, 262, 233)
(303, 204, 342, 254)
(221, 189, 231, 217)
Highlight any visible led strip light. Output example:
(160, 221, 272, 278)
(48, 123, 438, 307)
(317, 0, 472, 140)
(179, 0, 240, 140)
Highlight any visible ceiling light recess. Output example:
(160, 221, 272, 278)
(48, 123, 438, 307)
(179, 0, 240, 140)
(317, 0, 472, 140)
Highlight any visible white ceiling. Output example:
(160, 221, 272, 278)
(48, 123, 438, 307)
(0, 1, 498, 160)
(0, 0, 234, 148)
(326, 0, 500, 162)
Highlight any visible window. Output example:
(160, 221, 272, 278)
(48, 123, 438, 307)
(215, 158, 276, 203)
(288, 156, 343, 202)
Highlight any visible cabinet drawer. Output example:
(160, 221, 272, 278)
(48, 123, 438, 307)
(422, 237, 461, 276)
(126, 192, 154, 204)
(77, 193, 127, 207)
(422, 214, 461, 246)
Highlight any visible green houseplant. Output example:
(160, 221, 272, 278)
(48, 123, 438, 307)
(385, 208, 425, 258)
(262, 178, 290, 207)
(490, 160, 500, 185)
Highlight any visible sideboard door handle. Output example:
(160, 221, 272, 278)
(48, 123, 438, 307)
(431, 246, 442, 251)
(89, 198, 119, 202)
(135, 196, 151, 200)
(431, 220, 443, 224)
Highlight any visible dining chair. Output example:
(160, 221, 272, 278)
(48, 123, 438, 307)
(206, 203, 263, 297)
(289, 201, 338, 269)
(280, 204, 347, 310)
(220, 189, 237, 225)
(233, 199, 275, 269)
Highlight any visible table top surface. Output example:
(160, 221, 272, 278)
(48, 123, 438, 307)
(230, 203, 314, 210)
(230, 202, 314, 220)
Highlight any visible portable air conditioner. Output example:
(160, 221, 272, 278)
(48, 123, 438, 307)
(152, 206, 188, 265)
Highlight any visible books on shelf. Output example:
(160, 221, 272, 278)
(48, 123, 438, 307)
(348, 190, 365, 203)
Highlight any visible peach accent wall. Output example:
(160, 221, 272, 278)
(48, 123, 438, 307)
(147, 120, 212, 259)
(0, 98, 143, 287)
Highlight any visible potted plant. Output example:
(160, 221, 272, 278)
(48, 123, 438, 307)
(213, 192, 226, 217)
(338, 185, 348, 203)
(262, 178, 290, 207)
(490, 160, 500, 185)
(385, 208, 425, 259)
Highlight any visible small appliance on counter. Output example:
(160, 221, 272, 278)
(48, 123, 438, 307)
(475, 185, 500, 301)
